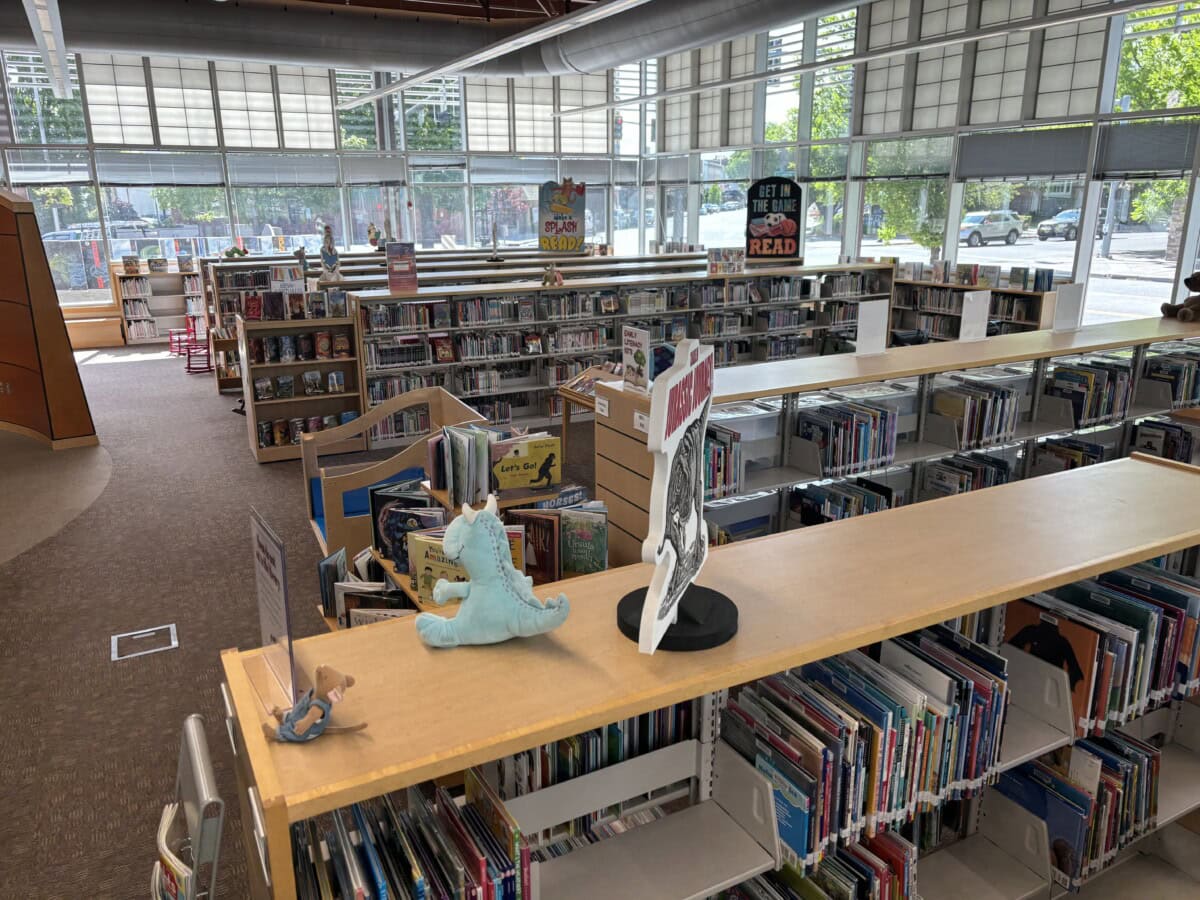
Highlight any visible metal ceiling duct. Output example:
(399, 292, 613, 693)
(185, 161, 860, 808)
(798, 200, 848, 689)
(0, 0, 825, 77)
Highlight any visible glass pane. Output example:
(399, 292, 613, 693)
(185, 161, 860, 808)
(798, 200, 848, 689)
(613, 186, 640, 255)
(866, 136, 954, 177)
(957, 179, 1070, 272)
(276, 65, 336, 149)
(413, 183, 468, 249)
(102, 185, 232, 260)
(1116, 6, 1200, 113)
(4, 51, 87, 144)
(214, 62, 279, 148)
(699, 181, 750, 247)
(231, 186, 342, 254)
(1086, 175, 1188, 324)
(662, 185, 690, 248)
(642, 185, 657, 253)
(15, 184, 109, 306)
(81, 54, 154, 145)
(465, 77, 510, 152)
(348, 185, 402, 249)
(336, 70, 378, 150)
(514, 76, 556, 153)
(403, 76, 464, 152)
(766, 22, 803, 143)
(586, 188, 608, 244)
(472, 185, 537, 247)
(805, 181, 845, 265)
(861, 177, 949, 264)
(149, 57, 218, 147)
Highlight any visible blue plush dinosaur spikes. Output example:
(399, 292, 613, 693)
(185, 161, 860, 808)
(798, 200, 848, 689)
(415, 494, 570, 648)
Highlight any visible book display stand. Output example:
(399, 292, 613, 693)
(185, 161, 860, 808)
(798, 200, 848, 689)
(221, 455, 1200, 900)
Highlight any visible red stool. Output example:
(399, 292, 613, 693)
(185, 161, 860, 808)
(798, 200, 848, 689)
(184, 340, 213, 373)
(168, 328, 187, 356)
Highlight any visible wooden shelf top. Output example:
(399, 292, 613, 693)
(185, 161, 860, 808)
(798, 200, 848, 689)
(348, 263, 892, 304)
(239, 316, 356, 331)
(711, 316, 1200, 403)
(222, 454, 1200, 822)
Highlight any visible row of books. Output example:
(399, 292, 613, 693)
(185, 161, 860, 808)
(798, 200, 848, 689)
(1143, 341, 1200, 407)
(248, 330, 352, 365)
(699, 313, 743, 337)
(821, 272, 886, 298)
(428, 426, 562, 508)
(922, 450, 1014, 496)
(1031, 436, 1110, 474)
(252, 369, 348, 401)
(120, 276, 153, 298)
(213, 267, 269, 289)
(727, 833, 917, 900)
(240, 288, 349, 321)
(366, 299, 452, 333)
(1047, 358, 1132, 427)
(255, 410, 357, 449)
(289, 774, 531, 900)
(758, 309, 812, 332)
(795, 400, 899, 477)
(123, 298, 152, 319)
(990, 292, 1039, 323)
(365, 372, 446, 406)
(723, 625, 1010, 871)
(893, 286, 963, 315)
(1005, 563, 1200, 739)
(898, 261, 1054, 292)
(704, 422, 744, 501)
(931, 379, 1021, 449)
(126, 319, 159, 340)
(754, 334, 819, 362)
(182, 273, 201, 294)
(790, 476, 904, 526)
(1131, 418, 1195, 462)
(914, 314, 958, 339)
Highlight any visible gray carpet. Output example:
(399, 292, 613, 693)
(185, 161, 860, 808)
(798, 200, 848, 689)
(0, 349, 595, 899)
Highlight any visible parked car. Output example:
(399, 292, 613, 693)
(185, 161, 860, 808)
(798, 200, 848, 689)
(720, 200, 742, 212)
(958, 210, 1023, 247)
(1037, 208, 1082, 241)
(700, 203, 719, 215)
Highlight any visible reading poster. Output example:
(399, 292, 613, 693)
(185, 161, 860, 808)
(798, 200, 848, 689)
(746, 176, 803, 260)
(538, 179, 587, 252)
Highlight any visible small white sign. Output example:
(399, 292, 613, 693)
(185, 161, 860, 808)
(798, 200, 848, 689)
(959, 290, 991, 342)
(595, 395, 609, 418)
(855, 298, 890, 356)
(633, 410, 649, 433)
(251, 509, 296, 704)
(622, 325, 652, 394)
(1052, 282, 1085, 333)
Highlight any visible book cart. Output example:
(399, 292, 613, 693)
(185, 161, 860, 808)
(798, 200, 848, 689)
(220, 454, 1200, 900)
(236, 315, 365, 463)
(109, 261, 202, 345)
(891, 278, 1058, 341)
(348, 262, 894, 447)
(595, 317, 1200, 558)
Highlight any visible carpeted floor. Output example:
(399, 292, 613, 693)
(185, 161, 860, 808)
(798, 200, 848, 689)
(0, 349, 594, 899)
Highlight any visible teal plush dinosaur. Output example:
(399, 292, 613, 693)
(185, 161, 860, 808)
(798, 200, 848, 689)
(415, 494, 570, 648)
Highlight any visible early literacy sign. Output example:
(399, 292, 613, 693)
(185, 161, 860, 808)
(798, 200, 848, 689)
(746, 176, 803, 260)
(251, 508, 297, 704)
(538, 179, 587, 252)
(640, 338, 715, 654)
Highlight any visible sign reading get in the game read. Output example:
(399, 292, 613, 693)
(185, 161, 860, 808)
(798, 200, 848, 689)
(538, 179, 587, 252)
(745, 176, 803, 260)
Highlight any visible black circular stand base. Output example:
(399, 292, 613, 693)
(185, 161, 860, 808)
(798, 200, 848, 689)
(617, 584, 738, 651)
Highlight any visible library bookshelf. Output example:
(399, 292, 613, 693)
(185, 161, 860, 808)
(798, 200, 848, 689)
(236, 316, 364, 463)
(348, 262, 894, 447)
(109, 262, 203, 345)
(891, 278, 1059, 341)
(220, 455, 1200, 900)
(595, 316, 1200, 559)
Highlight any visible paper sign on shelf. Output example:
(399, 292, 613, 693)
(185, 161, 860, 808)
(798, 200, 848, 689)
(386, 242, 417, 293)
(538, 179, 587, 252)
(959, 290, 991, 342)
(251, 508, 297, 705)
(855, 298, 890, 356)
(639, 339, 715, 654)
(622, 325, 651, 394)
(1053, 282, 1085, 333)
(595, 395, 609, 418)
(745, 177, 802, 260)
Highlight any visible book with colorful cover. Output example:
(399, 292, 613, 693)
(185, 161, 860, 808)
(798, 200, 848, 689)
(955, 263, 978, 286)
(243, 292, 263, 320)
(490, 436, 561, 498)
(378, 507, 444, 574)
(508, 511, 559, 585)
(326, 289, 348, 318)
(287, 292, 307, 320)
(430, 333, 455, 363)
(262, 291, 286, 320)
(1008, 267, 1030, 290)
(464, 767, 531, 900)
(408, 526, 526, 600)
(560, 507, 608, 578)
(977, 265, 1001, 289)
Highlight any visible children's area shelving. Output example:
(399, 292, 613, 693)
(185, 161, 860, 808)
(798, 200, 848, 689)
(221, 455, 1200, 899)
(110, 262, 200, 345)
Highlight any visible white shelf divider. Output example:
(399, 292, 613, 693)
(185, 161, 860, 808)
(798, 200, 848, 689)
(997, 645, 1075, 772)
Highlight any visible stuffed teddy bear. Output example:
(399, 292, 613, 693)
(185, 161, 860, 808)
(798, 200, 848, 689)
(1161, 272, 1200, 322)
(262, 664, 367, 743)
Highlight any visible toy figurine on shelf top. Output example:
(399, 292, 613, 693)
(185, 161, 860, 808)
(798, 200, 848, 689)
(319, 224, 341, 282)
(262, 664, 367, 743)
(415, 494, 570, 648)
(367, 222, 380, 248)
(1162, 271, 1200, 322)
(542, 263, 564, 286)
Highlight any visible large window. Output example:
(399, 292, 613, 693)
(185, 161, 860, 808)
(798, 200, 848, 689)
(276, 66, 336, 149)
(215, 62, 278, 148)
(102, 185, 231, 260)
(4, 51, 87, 144)
(472, 185, 536, 248)
(411, 163, 468, 249)
(81, 54, 153, 145)
(16, 182, 108, 307)
(1086, 176, 1190, 324)
(514, 77, 555, 153)
(862, 178, 950, 264)
(766, 23, 803, 143)
(465, 78, 511, 152)
(956, 178, 1082, 271)
(231, 186, 341, 254)
(348, 185, 405, 249)
(613, 185, 640, 255)
(402, 77, 464, 152)
(559, 74, 608, 154)
(335, 70, 378, 150)
(149, 57, 218, 146)
(1116, 4, 1200, 112)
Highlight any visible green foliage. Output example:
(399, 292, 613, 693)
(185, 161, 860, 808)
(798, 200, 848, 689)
(149, 187, 228, 226)
(1130, 179, 1187, 226)
(9, 84, 87, 143)
(811, 66, 852, 141)
(877, 222, 897, 244)
(338, 103, 378, 150)
(1117, 11, 1200, 111)
(404, 104, 463, 151)
(865, 178, 948, 252)
(703, 184, 722, 205)
(962, 183, 1016, 214)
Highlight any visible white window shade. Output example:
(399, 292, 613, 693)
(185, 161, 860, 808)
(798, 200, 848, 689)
(342, 154, 406, 185)
(868, 0, 911, 49)
(226, 153, 339, 186)
(697, 90, 721, 149)
(559, 74, 607, 154)
(465, 78, 511, 152)
(149, 57, 218, 146)
(956, 127, 1090, 178)
(513, 77, 554, 153)
(561, 158, 611, 185)
(664, 97, 692, 152)
(81, 54, 153, 145)
(6, 148, 91, 184)
(95, 150, 224, 185)
(215, 62, 278, 148)
(969, 33, 1029, 124)
(276, 65, 336, 149)
(472, 155, 557, 184)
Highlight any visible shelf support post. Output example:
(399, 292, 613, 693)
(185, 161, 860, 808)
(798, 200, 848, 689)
(1119, 343, 1150, 457)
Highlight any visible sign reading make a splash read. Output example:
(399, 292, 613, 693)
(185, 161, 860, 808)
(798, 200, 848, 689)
(538, 179, 587, 252)
(746, 177, 803, 260)
(640, 338, 715, 654)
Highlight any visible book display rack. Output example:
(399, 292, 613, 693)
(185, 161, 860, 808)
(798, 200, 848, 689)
(236, 315, 364, 463)
(594, 317, 1200, 558)
(891, 279, 1058, 341)
(109, 262, 200, 345)
(348, 263, 894, 447)
(220, 455, 1200, 900)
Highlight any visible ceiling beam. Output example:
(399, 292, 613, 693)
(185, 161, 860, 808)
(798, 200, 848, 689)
(336, 0, 653, 110)
(21, 0, 72, 98)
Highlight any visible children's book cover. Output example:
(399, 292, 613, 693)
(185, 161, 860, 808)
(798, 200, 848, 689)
(491, 437, 561, 497)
